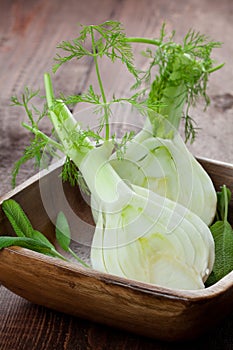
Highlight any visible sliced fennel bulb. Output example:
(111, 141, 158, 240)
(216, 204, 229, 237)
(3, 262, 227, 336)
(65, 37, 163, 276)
(110, 121, 217, 226)
(84, 142, 214, 290)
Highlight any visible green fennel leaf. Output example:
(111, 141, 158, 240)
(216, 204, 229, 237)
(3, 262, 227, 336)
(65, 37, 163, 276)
(10, 88, 60, 188)
(61, 157, 90, 194)
(53, 20, 139, 80)
(128, 24, 223, 142)
(112, 130, 135, 160)
(11, 87, 41, 127)
(52, 20, 140, 141)
(62, 85, 101, 106)
(11, 136, 51, 188)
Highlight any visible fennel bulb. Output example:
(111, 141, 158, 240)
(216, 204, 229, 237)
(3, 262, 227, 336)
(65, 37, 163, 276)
(84, 142, 215, 290)
(43, 74, 214, 291)
(110, 27, 222, 226)
(110, 121, 217, 225)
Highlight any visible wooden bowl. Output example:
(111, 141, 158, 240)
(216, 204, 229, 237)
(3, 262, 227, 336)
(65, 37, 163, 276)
(0, 157, 233, 341)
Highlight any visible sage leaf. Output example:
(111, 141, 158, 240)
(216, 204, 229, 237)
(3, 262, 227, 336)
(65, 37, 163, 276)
(31, 230, 56, 250)
(56, 211, 71, 251)
(0, 236, 66, 260)
(205, 185, 233, 287)
(55, 211, 90, 268)
(2, 199, 34, 238)
(206, 221, 233, 286)
(216, 186, 231, 221)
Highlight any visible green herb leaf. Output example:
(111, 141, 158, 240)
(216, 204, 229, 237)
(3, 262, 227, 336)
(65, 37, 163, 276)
(52, 21, 140, 141)
(206, 221, 233, 286)
(31, 230, 56, 250)
(10, 88, 62, 187)
(205, 185, 233, 286)
(55, 211, 90, 268)
(56, 211, 71, 251)
(128, 24, 223, 142)
(2, 199, 35, 238)
(112, 130, 135, 160)
(1, 199, 66, 260)
(216, 185, 231, 221)
(0, 236, 66, 260)
(53, 21, 138, 80)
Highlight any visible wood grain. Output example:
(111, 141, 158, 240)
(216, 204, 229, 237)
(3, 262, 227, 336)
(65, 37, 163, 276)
(1, 290, 233, 350)
(1, 0, 233, 197)
(0, 0, 233, 348)
(1, 286, 232, 350)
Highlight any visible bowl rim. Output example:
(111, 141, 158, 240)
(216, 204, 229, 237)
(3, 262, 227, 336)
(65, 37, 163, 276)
(2, 244, 233, 302)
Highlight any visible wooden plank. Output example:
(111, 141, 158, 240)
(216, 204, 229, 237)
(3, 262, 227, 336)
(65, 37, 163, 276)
(1, 0, 233, 196)
(0, 0, 233, 348)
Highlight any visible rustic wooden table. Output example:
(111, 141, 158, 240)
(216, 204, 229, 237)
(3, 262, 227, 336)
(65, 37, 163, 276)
(1, 0, 233, 348)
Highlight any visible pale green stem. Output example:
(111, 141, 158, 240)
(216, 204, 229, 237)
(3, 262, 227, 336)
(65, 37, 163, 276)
(126, 38, 186, 132)
(68, 247, 90, 268)
(125, 37, 161, 46)
(22, 122, 64, 151)
(158, 84, 187, 131)
(44, 73, 92, 166)
(52, 249, 69, 261)
(44, 74, 131, 208)
(79, 142, 132, 208)
(223, 185, 229, 223)
(90, 27, 110, 140)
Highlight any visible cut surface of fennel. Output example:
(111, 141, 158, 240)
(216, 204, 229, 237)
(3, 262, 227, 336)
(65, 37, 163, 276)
(110, 122, 217, 226)
(78, 142, 215, 290)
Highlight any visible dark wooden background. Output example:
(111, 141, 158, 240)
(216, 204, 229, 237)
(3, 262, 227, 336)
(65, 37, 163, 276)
(0, 0, 233, 348)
